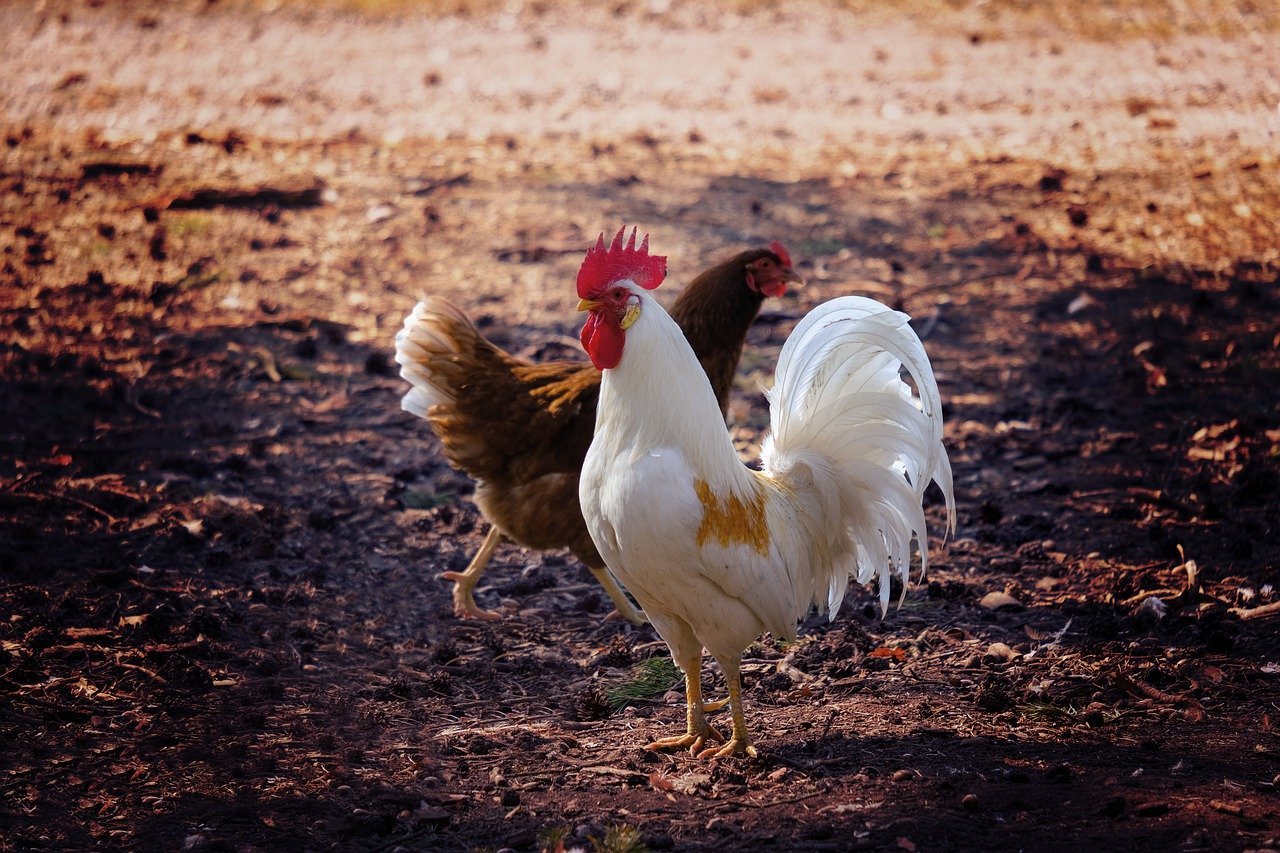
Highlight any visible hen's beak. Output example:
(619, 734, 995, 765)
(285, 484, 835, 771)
(782, 267, 805, 286)
(576, 298, 599, 312)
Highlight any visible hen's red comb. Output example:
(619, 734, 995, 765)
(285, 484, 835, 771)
(576, 227, 667, 298)
(769, 241, 793, 269)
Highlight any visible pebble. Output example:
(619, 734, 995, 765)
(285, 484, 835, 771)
(1045, 764, 1072, 783)
(1101, 796, 1126, 817)
(978, 591, 1023, 611)
(961, 793, 980, 810)
(892, 769, 914, 782)
(983, 642, 1018, 663)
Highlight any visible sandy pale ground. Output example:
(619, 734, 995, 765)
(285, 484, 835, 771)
(4, 1, 1279, 167)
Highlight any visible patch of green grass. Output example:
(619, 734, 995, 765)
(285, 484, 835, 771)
(536, 822, 646, 853)
(1018, 701, 1075, 722)
(603, 655, 680, 712)
(169, 212, 215, 238)
(795, 236, 845, 258)
(1018, 701, 1124, 725)
(590, 824, 647, 853)
(400, 488, 459, 509)
(171, 267, 223, 291)
(538, 825, 570, 853)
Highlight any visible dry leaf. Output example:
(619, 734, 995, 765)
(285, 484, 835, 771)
(648, 772, 675, 792)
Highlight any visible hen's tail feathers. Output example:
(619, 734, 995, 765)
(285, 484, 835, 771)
(762, 296, 955, 616)
(395, 297, 487, 419)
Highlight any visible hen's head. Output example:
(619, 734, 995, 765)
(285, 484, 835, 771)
(576, 227, 667, 370)
(743, 242, 801, 298)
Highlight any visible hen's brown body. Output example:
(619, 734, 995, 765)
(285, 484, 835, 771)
(396, 246, 799, 620)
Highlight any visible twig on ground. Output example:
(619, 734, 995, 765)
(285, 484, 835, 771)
(1230, 601, 1280, 621)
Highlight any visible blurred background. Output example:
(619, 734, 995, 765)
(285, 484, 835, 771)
(2, 2, 1278, 851)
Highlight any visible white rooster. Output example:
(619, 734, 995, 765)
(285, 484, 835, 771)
(576, 228, 954, 758)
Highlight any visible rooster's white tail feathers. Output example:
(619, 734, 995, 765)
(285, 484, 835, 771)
(762, 296, 954, 615)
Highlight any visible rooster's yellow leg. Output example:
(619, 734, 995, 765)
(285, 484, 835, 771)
(588, 566, 647, 625)
(697, 658, 758, 759)
(645, 659, 724, 754)
(440, 526, 503, 621)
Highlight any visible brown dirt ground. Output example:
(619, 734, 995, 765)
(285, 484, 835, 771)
(2, 1, 1280, 851)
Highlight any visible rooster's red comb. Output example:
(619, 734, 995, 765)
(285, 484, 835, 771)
(769, 241, 793, 269)
(576, 227, 667, 298)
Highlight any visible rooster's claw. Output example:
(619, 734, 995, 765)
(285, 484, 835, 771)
(696, 738, 758, 760)
(645, 725, 724, 756)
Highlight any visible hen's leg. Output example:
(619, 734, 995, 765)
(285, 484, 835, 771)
(697, 655, 757, 759)
(440, 526, 503, 620)
(645, 624, 723, 754)
(587, 566, 647, 625)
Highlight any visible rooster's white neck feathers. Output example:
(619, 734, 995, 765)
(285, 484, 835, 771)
(593, 285, 751, 495)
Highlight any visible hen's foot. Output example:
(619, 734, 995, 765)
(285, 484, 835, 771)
(439, 571, 502, 621)
(589, 568, 648, 625)
(696, 737, 758, 760)
(603, 604, 648, 625)
(701, 697, 729, 713)
(644, 725, 724, 756)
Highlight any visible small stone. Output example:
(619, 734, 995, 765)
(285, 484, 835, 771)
(1045, 764, 1072, 783)
(892, 769, 914, 782)
(978, 591, 1023, 611)
(500, 789, 520, 808)
(983, 642, 1018, 663)
(961, 793, 980, 810)
(1131, 596, 1168, 624)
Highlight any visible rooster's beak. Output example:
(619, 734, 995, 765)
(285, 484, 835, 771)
(576, 298, 600, 312)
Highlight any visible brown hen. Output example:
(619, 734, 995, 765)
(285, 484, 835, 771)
(395, 243, 800, 622)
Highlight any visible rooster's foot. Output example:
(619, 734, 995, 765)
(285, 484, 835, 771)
(696, 737, 758, 760)
(644, 725, 724, 756)
(701, 697, 729, 713)
(440, 571, 502, 621)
